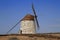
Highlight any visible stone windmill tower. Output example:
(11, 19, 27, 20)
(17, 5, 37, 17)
(20, 14, 36, 34)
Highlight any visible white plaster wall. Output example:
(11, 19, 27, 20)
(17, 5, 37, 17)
(20, 20, 36, 34)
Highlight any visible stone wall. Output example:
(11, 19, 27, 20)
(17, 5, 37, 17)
(20, 20, 36, 34)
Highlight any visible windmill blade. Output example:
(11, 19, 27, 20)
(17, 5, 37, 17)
(32, 4, 40, 28)
(6, 20, 21, 34)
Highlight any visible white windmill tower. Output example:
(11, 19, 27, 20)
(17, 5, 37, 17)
(20, 14, 36, 34)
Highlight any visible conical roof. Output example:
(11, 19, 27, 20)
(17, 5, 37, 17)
(21, 14, 34, 21)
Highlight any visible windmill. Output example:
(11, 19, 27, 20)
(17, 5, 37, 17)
(32, 4, 40, 29)
(19, 4, 40, 34)
(7, 3, 40, 34)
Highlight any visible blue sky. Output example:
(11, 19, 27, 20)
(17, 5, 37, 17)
(0, 0, 60, 34)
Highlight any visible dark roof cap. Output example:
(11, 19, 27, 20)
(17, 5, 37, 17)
(21, 14, 34, 21)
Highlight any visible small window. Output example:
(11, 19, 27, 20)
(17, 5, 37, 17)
(9, 37, 19, 40)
